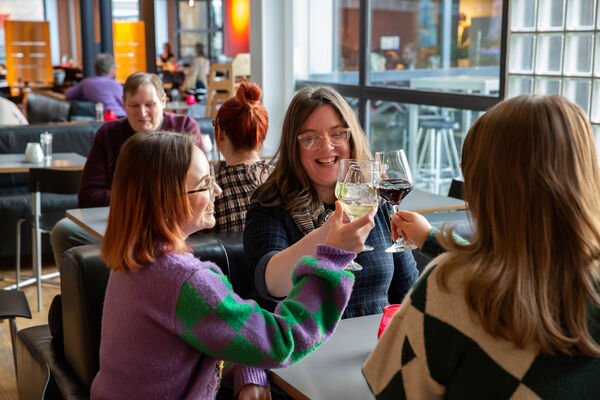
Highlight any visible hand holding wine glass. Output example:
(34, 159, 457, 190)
(375, 149, 416, 253)
(335, 159, 379, 270)
(390, 210, 432, 249)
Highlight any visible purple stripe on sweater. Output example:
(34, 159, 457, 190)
(189, 268, 231, 308)
(237, 311, 276, 354)
(188, 312, 238, 353)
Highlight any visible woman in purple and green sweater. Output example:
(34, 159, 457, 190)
(90, 131, 376, 399)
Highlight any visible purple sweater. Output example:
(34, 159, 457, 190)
(65, 75, 126, 117)
(78, 113, 202, 207)
(91, 245, 355, 399)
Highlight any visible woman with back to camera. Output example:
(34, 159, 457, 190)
(244, 86, 418, 318)
(363, 94, 600, 398)
(208, 82, 272, 233)
(90, 130, 375, 399)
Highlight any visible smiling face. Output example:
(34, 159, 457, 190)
(181, 147, 222, 236)
(298, 104, 351, 202)
(124, 83, 166, 133)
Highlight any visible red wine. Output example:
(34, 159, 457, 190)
(377, 179, 413, 204)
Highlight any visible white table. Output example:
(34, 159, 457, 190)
(270, 314, 380, 400)
(65, 190, 465, 242)
(0, 153, 87, 311)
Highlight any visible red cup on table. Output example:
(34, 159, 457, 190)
(186, 93, 197, 105)
(378, 304, 401, 339)
(104, 109, 117, 121)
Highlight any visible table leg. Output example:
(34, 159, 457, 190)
(33, 192, 42, 311)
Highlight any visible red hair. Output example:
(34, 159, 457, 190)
(215, 82, 268, 150)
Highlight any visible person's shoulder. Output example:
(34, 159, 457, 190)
(95, 117, 128, 136)
(163, 112, 198, 128)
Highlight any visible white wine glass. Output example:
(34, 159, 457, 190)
(375, 149, 415, 253)
(335, 159, 379, 271)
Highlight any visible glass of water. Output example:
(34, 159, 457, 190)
(40, 132, 53, 163)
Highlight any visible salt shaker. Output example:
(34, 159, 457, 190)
(95, 103, 104, 121)
(40, 131, 53, 162)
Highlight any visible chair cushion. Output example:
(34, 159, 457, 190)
(17, 325, 88, 400)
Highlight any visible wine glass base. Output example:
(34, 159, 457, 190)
(385, 241, 417, 253)
(344, 261, 363, 271)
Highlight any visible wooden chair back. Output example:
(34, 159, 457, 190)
(205, 63, 235, 118)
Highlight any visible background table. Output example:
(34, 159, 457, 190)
(270, 314, 380, 400)
(0, 153, 86, 173)
(0, 152, 87, 311)
(66, 207, 108, 241)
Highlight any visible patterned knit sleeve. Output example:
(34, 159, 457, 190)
(362, 272, 446, 399)
(421, 227, 469, 258)
(174, 244, 356, 369)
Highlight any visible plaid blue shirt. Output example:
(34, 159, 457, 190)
(243, 202, 418, 318)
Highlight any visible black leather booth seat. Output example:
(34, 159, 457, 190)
(15, 231, 252, 399)
(0, 122, 103, 260)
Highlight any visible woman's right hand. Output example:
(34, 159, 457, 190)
(391, 210, 432, 248)
(324, 202, 376, 253)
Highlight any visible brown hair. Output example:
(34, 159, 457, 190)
(123, 72, 166, 102)
(102, 131, 195, 272)
(252, 86, 371, 214)
(437, 94, 600, 356)
(215, 82, 268, 151)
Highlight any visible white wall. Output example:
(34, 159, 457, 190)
(250, 0, 294, 157)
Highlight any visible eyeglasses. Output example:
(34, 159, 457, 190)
(187, 174, 216, 201)
(297, 128, 351, 151)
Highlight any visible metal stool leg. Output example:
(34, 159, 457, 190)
(32, 192, 42, 312)
(434, 130, 442, 194)
(16, 219, 23, 289)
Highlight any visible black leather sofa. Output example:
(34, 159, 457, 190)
(15, 231, 252, 399)
(25, 92, 96, 124)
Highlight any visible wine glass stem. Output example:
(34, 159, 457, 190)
(391, 203, 400, 244)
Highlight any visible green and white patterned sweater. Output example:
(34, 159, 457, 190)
(363, 229, 600, 399)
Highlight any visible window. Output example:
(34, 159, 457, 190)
(177, 0, 223, 62)
(507, 0, 600, 151)
(0, 1, 44, 66)
(293, 0, 508, 194)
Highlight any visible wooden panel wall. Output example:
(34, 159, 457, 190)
(113, 21, 146, 83)
(4, 21, 53, 85)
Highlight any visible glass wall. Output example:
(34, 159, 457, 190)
(294, 0, 507, 193)
(506, 0, 600, 152)
(369, 0, 502, 92)
(177, 0, 223, 62)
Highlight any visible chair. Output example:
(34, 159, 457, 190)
(13, 168, 82, 312)
(448, 178, 464, 200)
(15, 231, 255, 399)
(416, 119, 462, 194)
(0, 290, 32, 377)
(204, 63, 235, 118)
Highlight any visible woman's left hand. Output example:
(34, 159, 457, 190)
(238, 384, 272, 400)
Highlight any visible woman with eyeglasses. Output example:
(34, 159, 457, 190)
(208, 82, 273, 233)
(244, 86, 418, 318)
(92, 130, 369, 399)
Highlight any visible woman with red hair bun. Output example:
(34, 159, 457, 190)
(211, 82, 272, 232)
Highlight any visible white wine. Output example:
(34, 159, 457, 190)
(339, 199, 376, 221)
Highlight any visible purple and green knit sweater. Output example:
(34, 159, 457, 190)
(90, 244, 355, 399)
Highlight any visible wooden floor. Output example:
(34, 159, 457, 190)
(0, 263, 60, 400)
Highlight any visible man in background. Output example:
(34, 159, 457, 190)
(65, 53, 126, 117)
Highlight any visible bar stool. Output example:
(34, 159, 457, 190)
(416, 119, 461, 194)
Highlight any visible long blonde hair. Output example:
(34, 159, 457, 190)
(252, 86, 371, 213)
(437, 94, 600, 356)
